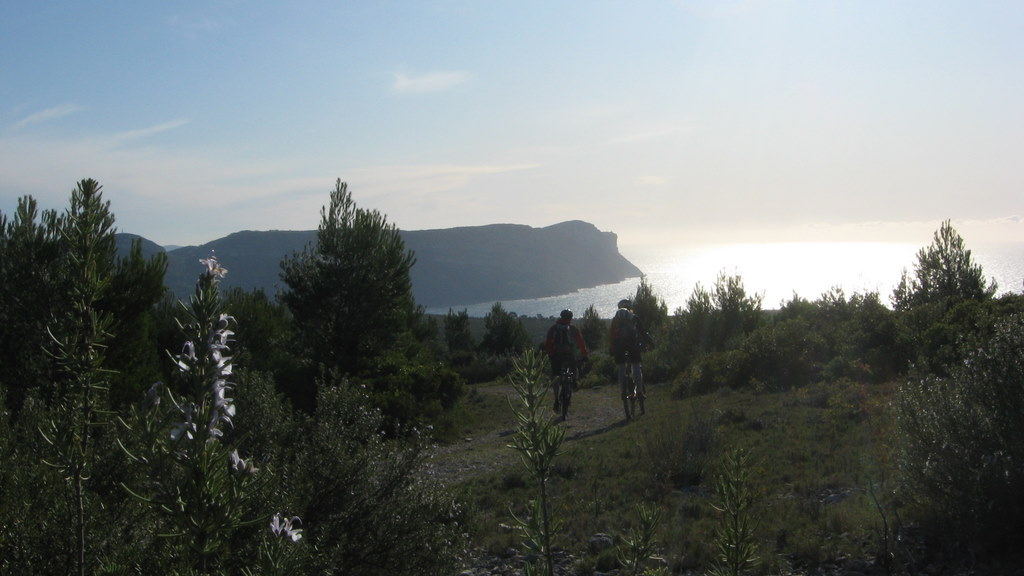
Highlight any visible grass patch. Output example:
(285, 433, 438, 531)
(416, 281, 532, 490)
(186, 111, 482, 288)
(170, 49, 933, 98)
(451, 378, 895, 573)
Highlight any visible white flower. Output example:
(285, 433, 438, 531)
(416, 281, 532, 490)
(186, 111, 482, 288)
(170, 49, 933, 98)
(174, 341, 197, 372)
(168, 399, 199, 441)
(215, 313, 234, 334)
(199, 253, 227, 279)
(270, 513, 303, 542)
(170, 422, 193, 441)
(229, 449, 258, 475)
(145, 382, 162, 408)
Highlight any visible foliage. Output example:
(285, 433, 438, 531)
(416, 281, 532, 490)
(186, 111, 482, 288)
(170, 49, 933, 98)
(889, 222, 1013, 377)
(279, 179, 418, 376)
(507, 349, 566, 576)
(0, 180, 167, 574)
(480, 301, 532, 356)
(102, 239, 168, 408)
(461, 378, 893, 573)
(617, 503, 664, 576)
(667, 273, 763, 363)
(708, 448, 761, 576)
(638, 406, 715, 489)
(629, 276, 669, 338)
(665, 273, 767, 395)
(761, 288, 905, 388)
(118, 254, 272, 574)
(284, 377, 468, 576)
(352, 350, 465, 438)
(0, 196, 63, 410)
(444, 307, 477, 365)
(41, 179, 120, 576)
(221, 287, 302, 389)
(894, 312, 1024, 551)
(0, 185, 166, 413)
(578, 304, 606, 352)
(892, 219, 996, 311)
(279, 180, 464, 427)
(10, 178, 1024, 574)
(667, 278, 912, 396)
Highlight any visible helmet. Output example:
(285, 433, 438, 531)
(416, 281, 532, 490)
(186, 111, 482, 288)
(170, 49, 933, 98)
(560, 309, 573, 320)
(617, 299, 631, 309)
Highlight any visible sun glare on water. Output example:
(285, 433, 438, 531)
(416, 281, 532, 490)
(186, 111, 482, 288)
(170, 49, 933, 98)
(430, 241, 1022, 318)
(628, 242, 922, 310)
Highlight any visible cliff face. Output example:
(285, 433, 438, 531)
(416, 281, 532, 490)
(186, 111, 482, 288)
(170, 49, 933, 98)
(124, 220, 640, 308)
(404, 220, 640, 307)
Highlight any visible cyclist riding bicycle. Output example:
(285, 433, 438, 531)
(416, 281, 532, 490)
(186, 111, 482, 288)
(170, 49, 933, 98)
(609, 298, 645, 420)
(544, 309, 590, 416)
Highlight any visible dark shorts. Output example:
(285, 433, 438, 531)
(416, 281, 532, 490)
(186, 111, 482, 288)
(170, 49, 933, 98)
(550, 354, 577, 376)
(613, 345, 642, 365)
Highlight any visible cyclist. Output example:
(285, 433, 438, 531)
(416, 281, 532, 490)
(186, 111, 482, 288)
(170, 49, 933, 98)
(609, 298, 645, 419)
(544, 309, 590, 415)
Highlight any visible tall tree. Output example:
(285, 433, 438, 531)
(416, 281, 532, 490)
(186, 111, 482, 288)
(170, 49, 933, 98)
(578, 304, 605, 352)
(279, 179, 417, 374)
(892, 219, 996, 311)
(444, 308, 475, 356)
(0, 188, 166, 412)
(479, 302, 531, 356)
(47, 179, 118, 576)
(629, 277, 669, 342)
(0, 180, 167, 573)
(0, 197, 63, 410)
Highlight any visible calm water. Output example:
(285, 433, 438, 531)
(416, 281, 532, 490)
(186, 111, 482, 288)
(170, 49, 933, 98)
(426, 242, 1024, 318)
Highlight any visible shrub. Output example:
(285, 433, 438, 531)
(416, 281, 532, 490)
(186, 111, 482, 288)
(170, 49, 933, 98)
(354, 350, 465, 436)
(672, 349, 754, 397)
(895, 312, 1024, 552)
(640, 408, 716, 489)
(288, 379, 468, 576)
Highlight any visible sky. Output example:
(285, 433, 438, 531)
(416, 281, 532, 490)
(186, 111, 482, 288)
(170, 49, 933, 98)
(2, 1, 1023, 249)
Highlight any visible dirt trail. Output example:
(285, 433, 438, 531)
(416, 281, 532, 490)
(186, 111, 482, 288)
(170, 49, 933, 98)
(426, 383, 635, 483)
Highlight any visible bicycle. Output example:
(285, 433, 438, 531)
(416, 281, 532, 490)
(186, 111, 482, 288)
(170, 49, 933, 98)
(555, 362, 578, 421)
(622, 352, 646, 420)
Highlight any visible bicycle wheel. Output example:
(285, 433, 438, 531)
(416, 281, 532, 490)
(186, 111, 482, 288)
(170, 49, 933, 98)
(629, 372, 637, 420)
(559, 369, 572, 420)
(623, 367, 635, 420)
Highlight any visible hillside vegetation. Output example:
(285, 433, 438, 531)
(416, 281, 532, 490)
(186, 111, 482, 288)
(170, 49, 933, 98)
(3, 179, 1024, 575)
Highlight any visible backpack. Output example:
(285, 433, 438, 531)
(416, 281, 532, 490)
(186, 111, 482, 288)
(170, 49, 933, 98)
(612, 309, 637, 351)
(552, 323, 575, 356)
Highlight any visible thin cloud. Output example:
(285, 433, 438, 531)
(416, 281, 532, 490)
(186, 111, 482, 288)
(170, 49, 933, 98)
(391, 71, 469, 94)
(108, 119, 190, 144)
(601, 121, 691, 147)
(13, 103, 83, 129)
(352, 162, 539, 197)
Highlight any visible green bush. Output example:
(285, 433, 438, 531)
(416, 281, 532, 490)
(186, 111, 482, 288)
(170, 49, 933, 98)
(354, 351, 466, 436)
(895, 312, 1024, 551)
(672, 349, 754, 397)
(288, 380, 468, 576)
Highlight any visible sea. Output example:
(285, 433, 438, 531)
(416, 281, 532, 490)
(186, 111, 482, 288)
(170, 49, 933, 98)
(425, 241, 1024, 318)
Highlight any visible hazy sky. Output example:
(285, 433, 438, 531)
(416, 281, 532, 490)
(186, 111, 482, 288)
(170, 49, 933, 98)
(3, 1, 1022, 248)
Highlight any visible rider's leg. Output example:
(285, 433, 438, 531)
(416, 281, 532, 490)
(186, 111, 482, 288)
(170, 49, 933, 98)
(617, 362, 628, 399)
(617, 362, 633, 418)
(551, 358, 562, 412)
(633, 363, 645, 413)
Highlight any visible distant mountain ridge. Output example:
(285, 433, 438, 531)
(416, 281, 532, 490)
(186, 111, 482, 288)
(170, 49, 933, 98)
(117, 220, 641, 309)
